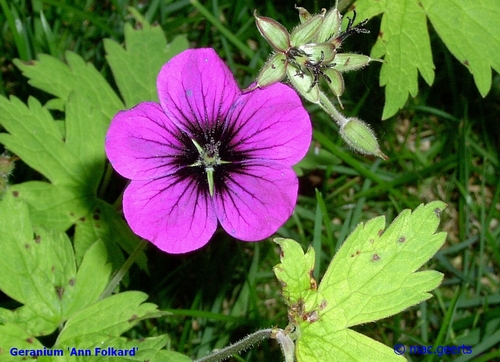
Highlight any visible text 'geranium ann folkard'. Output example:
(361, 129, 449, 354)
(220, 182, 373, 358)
(105, 48, 311, 253)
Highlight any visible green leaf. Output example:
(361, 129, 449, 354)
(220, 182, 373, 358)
(104, 21, 188, 107)
(13, 51, 124, 121)
(420, 0, 500, 97)
(273, 238, 317, 308)
(273, 201, 447, 361)
(0, 194, 72, 334)
(73, 199, 146, 270)
(0, 323, 45, 361)
(62, 240, 112, 318)
(358, 0, 435, 120)
(9, 182, 91, 231)
(354, 0, 500, 119)
(55, 291, 164, 347)
(0, 194, 113, 336)
(0, 96, 84, 186)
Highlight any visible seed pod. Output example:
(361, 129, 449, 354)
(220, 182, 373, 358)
(290, 9, 325, 46)
(254, 11, 290, 52)
(340, 117, 387, 159)
(333, 53, 381, 72)
(322, 68, 345, 107)
(286, 64, 320, 104)
(316, 7, 342, 42)
(255, 52, 287, 88)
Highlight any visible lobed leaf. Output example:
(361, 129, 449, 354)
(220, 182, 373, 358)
(354, 0, 500, 119)
(420, 0, 500, 97)
(13, 51, 123, 121)
(55, 291, 164, 347)
(274, 202, 447, 361)
(104, 22, 188, 108)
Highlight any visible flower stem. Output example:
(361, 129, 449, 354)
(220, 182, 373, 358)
(194, 328, 274, 362)
(318, 91, 348, 127)
(99, 239, 149, 300)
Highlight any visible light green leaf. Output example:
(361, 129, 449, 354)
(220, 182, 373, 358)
(274, 202, 447, 361)
(0, 194, 71, 334)
(62, 240, 112, 318)
(73, 199, 146, 270)
(0, 323, 45, 362)
(0, 96, 84, 186)
(273, 238, 317, 309)
(55, 291, 164, 348)
(104, 21, 188, 107)
(420, 0, 500, 97)
(0, 194, 113, 336)
(13, 51, 123, 122)
(354, 0, 500, 119)
(357, 0, 435, 120)
(9, 181, 91, 231)
(65, 91, 108, 193)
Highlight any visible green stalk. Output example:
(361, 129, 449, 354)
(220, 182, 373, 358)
(194, 328, 273, 362)
(99, 239, 149, 300)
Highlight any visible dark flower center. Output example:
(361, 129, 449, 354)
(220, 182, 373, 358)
(173, 118, 249, 198)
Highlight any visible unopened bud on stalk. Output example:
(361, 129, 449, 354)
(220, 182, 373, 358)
(340, 117, 388, 159)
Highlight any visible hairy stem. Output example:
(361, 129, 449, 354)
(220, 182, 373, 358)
(194, 328, 274, 362)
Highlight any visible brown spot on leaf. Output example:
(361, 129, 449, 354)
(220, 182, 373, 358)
(303, 310, 319, 323)
(371, 254, 380, 261)
(25, 243, 30, 249)
(79, 216, 86, 222)
(351, 249, 361, 257)
(398, 236, 406, 243)
(463, 60, 469, 66)
(128, 314, 138, 323)
(69, 278, 75, 286)
(55, 286, 64, 300)
(26, 338, 33, 344)
(12, 190, 19, 197)
(378, 229, 384, 237)
(93, 213, 100, 221)
(35, 235, 41, 244)
(320, 299, 327, 309)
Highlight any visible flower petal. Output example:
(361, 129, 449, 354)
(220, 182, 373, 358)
(227, 83, 312, 166)
(214, 162, 298, 241)
(123, 177, 217, 253)
(157, 48, 240, 135)
(105, 102, 184, 180)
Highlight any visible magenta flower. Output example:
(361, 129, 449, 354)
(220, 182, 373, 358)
(105, 48, 311, 253)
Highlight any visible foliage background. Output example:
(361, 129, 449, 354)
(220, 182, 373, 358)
(0, 0, 499, 361)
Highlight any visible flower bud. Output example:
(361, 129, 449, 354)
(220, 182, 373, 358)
(290, 9, 325, 46)
(254, 11, 290, 52)
(322, 68, 345, 107)
(340, 117, 387, 159)
(255, 52, 287, 88)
